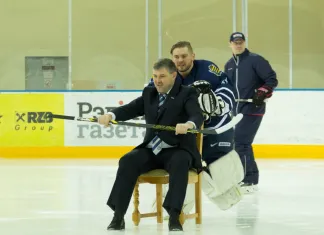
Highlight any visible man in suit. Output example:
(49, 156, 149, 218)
(98, 58, 204, 232)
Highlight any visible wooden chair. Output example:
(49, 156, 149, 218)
(132, 130, 203, 226)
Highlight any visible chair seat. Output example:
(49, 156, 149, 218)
(138, 169, 198, 184)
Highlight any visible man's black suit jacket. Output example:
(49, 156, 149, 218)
(111, 79, 204, 171)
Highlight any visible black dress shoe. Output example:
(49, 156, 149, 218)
(168, 216, 183, 231)
(107, 216, 125, 230)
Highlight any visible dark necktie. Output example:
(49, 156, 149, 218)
(152, 93, 166, 155)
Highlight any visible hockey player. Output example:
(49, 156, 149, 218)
(224, 32, 278, 193)
(149, 41, 244, 214)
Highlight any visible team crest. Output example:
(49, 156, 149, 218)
(221, 78, 228, 84)
(208, 64, 222, 76)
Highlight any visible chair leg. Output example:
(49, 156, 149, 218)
(195, 174, 202, 224)
(179, 211, 185, 225)
(132, 181, 141, 226)
(156, 184, 163, 223)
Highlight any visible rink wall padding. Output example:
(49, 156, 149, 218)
(0, 145, 323, 159)
(0, 91, 323, 159)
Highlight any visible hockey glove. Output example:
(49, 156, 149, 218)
(191, 80, 212, 94)
(253, 86, 273, 106)
(191, 80, 226, 119)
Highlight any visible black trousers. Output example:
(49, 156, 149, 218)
(234, 114, 263, 184)
(107, 147, 192, 216)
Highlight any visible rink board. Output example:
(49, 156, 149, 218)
(0, 90, 323, 159)
(0, 145, 323, 159)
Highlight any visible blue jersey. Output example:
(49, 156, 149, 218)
(148, 59, 236, 129)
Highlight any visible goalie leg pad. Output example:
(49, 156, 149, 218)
(201, 150, 245, 209)
(209, 184, 242, 210)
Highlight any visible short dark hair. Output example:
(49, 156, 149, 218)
(170, 41, 194, 54)
(153, 58, 177, 74)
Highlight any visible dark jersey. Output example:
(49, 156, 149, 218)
(149, 60, 236, 129)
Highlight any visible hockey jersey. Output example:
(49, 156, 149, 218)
(148, 59, 236, 129)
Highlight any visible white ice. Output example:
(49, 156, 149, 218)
(0, 159, 324, 235)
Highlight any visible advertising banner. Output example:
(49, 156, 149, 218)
(64, 92, 145, 146)
(0, 94, 64, 146)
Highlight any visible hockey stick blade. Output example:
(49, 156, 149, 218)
(205, 113, 243, 134)
(50, 113, 243, 135)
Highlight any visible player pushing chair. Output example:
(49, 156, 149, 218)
(148, 41, 245, 217)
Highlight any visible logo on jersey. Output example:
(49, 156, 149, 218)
(208, 64, 222, 76)
(221, 78, 228, 84)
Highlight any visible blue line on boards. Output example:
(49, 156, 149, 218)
(275, 88, 324, 91)
(0, 88, 323, 93)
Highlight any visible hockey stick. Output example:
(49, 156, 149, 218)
(235, 98, 268, 103)
(50, 113, 243, 135)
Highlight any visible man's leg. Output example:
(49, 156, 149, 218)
(151, 129, 235, 216)
(175, 128, 235, 214)
(234, 115, 263, 189)
(107, 148, 159, 230)
(159, 148, 192, 231)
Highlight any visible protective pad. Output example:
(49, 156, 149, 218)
(201, 150, 244, 210)
(198, 92, 217, 116)
(210, 184, 242, 210)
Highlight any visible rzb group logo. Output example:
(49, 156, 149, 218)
(15, 111, 53, 131)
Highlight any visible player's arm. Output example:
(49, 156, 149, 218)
(192, 63, 235, 118)
(252, 56, 278, 106)
(105, 89, 145, 121)
(212, 72, 235, 116)
(254, 56, 278, 89)
(98, 94, 144, 126)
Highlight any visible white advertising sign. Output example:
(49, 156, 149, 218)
(63, 90, 324, 146)
(64, 92, 146, 146)
(254, 91, 324, 144)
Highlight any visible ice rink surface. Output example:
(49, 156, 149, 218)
(1, 158, 324, 235)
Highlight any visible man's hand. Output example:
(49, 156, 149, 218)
(175, 122, 194, 135)
(98, 114, 113, 127)
(253, 86, 273, 107)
